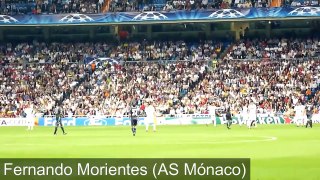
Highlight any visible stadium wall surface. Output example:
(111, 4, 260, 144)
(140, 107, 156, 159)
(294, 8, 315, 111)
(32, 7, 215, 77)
(35, 114, 320, 126)
(0, 118, 30, 126)
(1, 7, 320, 25)
(1, 114, 319, 126)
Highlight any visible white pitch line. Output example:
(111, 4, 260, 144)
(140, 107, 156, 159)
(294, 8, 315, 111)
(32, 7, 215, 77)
(2, 136, 278, 146)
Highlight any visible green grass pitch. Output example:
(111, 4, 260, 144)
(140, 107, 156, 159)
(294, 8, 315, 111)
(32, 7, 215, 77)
(1, 124, 320, 180)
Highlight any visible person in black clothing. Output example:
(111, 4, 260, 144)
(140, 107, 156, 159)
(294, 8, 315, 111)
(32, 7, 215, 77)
(226, 107, 232, 129)
(130, 106, 139, 136)
(306, 106, 313, 128)
(54, 106, 67, 135)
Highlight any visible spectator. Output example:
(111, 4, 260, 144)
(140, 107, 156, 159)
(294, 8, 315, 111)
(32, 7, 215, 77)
(0, 39, 319, 118)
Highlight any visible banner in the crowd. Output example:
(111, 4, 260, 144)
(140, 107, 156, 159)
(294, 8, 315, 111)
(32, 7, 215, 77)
(84, 57, 120, 65)
(37, 114, 320, 126)
(0, 118, 29, 126)
(1, 7, 320, 25)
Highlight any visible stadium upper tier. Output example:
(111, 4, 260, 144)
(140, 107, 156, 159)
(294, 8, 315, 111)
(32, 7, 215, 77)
(1, 6, 320, 25)
(1, 0, 319, 15)
(0, 39, 319, 118)
(0, 0, 319, 15)
(1, 0, 102, 15)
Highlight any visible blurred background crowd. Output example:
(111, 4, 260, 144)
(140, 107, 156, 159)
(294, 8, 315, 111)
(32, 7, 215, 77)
(0, 0, 319, 15)
(0, 38, 319, 117)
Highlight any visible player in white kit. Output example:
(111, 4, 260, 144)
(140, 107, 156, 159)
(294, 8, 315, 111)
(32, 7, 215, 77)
(247, 102, 257, 129)
(241, 104, 248, 127)
(145, 102, 156, 132)
(207, 102, 218, 127)
(25, 104, 35, 130)
(294, 103, 306, 127)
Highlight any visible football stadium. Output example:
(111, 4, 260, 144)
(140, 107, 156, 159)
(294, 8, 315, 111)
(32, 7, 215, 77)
(0, 0, 320, 179)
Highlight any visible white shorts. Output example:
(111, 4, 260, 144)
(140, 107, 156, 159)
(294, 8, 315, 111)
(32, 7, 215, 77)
(294, 116, 306, 124)
(145, 117, 154, 124)
(294, 116, 304, 121)
(27, 118, 35, 126)
(210, 115, 216, 120)
(248, 114, 256, 121)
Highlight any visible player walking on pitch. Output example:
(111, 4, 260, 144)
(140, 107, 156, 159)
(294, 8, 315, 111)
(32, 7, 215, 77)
(145, 102, 156, 132)
(294, 102, 306, 127)
(248, 102, 257, 129)
(54, 106, 67, 135)
(25, 103, 35, 130)
(130, 105, 139, 136)
(240, 104, 248, 127)
(226, 107, 232, 129)
(306, 106, 313, 128)
(207, 102, 218, 127)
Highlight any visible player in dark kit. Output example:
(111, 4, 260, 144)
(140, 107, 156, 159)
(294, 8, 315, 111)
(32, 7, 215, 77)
(226, 107, 232, 129)
(306, 106, 313, 128)
(54, 106, 67, 135)
(130, 106, 139, 136)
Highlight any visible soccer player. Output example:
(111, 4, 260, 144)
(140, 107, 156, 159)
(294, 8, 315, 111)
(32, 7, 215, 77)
(294, 102, 306, 127)
(226, 107, 232, 129)
(130, 105, 139, 136)
(248, 102, 257, 129)
(240, 104, 248, 127)
(306, 106, 313, 128)
(145, 102, 156, 132)
(25, 104, 35, 131)
(54, 106, 67, 135)
(207, 102, 218, 127)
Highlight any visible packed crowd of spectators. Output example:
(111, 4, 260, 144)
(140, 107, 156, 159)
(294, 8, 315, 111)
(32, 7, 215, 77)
(0, 38, 319, 118)
(0, 0, 104, 15)
(0, 62, 86, 117)
(109, 40, 223, 61)
(109, 0, 270, 12)
(60, 61, 208, 116)
(109, 0, 320, 12)
(184, 59, 320, 116)
(225, 38, 320, 60)
(1, 0, 319, 15)
(0, 40, 223, 117)
(0, 41, 111, 64)
(0, 41, 112, 117)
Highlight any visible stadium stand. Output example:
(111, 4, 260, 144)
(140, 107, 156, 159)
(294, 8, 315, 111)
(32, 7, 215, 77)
(0, 41, 111, 117)
(1, 0, 319, 14)
(0, 39, 319, 117)
(61, 60, 209, 116)
(225, 38, 320, 60)
(0, 40, 226, 117)
(190, 59, 320, 115)
(0, 0, 103, 15)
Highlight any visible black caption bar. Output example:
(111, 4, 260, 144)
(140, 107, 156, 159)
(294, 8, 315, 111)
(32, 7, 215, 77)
(0, 158, 250, 180)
